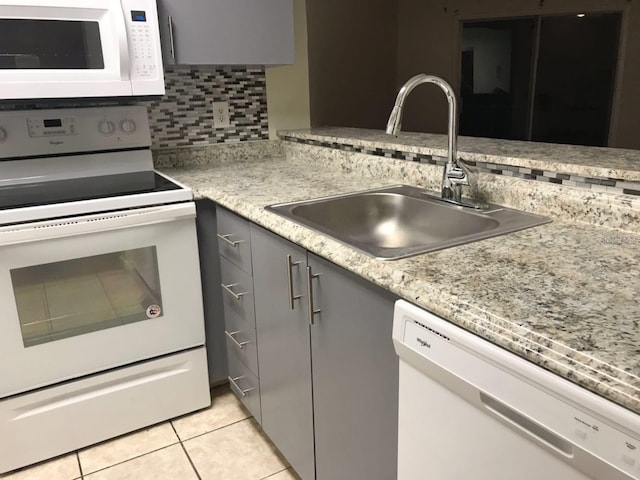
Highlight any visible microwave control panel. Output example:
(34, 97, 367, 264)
(125, 4, 159, 80)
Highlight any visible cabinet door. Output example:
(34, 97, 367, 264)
(157, 0, 294, 66)
(308, 253, 398, 480)
(251, 225, 315, 480)
(194, 200, 227, 385)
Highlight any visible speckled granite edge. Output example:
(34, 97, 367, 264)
(280, 127, 640, 185)
(284, 142, 640, 234)
(163, 152, 640, 415)
(153, 140, 282, 168)
(179, 168, 640, 415)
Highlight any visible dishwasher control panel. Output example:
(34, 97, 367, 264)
(392, 300, 640, 480)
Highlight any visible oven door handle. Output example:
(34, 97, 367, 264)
(0, 203, 196, 246)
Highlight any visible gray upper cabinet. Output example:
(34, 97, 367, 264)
(157, 0, 295, 66)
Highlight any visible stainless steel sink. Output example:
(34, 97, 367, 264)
(266, 185, 550, 260)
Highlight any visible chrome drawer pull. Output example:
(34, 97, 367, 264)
(228, 376, 254, 398)
(221, 282, 247, 301)
(217, 233, 245, 248)
(286, 254, 302, 310)
(225, 330, 249, 350)
(306, 266, 321, 325)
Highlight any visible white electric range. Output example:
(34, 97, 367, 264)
(0, 106, 210, 474)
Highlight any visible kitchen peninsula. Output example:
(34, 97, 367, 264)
(157, 127, 640, 416)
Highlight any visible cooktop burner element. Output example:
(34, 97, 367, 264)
(0, 171, 181, 211)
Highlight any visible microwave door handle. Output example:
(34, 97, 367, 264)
(117, 2, 132, 79)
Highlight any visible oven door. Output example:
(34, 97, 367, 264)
(0, 0, 163, 99)
(0, 202, 205, 398)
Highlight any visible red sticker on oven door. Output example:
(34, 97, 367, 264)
(146, 305, 162, 318)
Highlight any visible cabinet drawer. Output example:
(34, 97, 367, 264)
(227, 349, 261, 424)
(216, 207, 252, 274)
(220, 257, 258, 376)
(220, 257, 256, 330)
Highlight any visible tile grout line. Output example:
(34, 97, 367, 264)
(259, 467, 291, 479)
(77, 440, 182, 478)
(76, 451, 84, 479)
(173, 415, 252, 443)
(170, 421, 202, 480)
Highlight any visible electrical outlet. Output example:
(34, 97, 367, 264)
(212, 101, 230, 128)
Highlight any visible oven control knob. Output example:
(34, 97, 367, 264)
(98, 120, 116, 136)
(120, 119, 137, 134)
(0, 127, 6, 143)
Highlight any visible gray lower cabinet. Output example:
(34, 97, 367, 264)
(194, 199, 227, 385)
(250, 223, 399, 480)
(250, 225, 315, 480)
(216, 207, 261, 423)
(307, 252, 398, 480)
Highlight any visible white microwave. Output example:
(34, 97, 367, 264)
(0, 0, 165, 100)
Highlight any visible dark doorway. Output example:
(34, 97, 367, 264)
(532, 13, 621, 146)
(459, 12, 621, 147)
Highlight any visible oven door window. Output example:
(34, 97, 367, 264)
(10, 247, 163, 348)
(0, 19, 104, 69)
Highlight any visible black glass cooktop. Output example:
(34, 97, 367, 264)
(0, 171, 182, 211)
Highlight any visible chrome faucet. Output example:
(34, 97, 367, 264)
(386, 74, 471, 205)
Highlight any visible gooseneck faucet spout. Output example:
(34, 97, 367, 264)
(386, 74, 469, 204)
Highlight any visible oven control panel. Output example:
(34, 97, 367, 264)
(0, 106, 151, 159)
(27, 117, 78, 138)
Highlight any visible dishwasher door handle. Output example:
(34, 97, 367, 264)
(479, 391, 574, 457)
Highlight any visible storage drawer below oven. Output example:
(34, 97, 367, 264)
(227, 348, 261, 425)
(0, 348, 210, 475)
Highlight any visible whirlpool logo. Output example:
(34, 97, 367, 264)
(49, 140, 64, 146)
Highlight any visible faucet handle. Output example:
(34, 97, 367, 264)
(446, 165, 470, 186)
(457, 157, 478, 174)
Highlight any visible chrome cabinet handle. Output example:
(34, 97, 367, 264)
(221, 282, 247, 301)
(306, 266, 321, 325)
(217, 233, 245, 248)
(168, 15, 176, 61)
(286, 254, 302, 310)
(228, 376, 254, 398)
(225, 330, 249, 350)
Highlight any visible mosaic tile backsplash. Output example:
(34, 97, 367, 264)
(0, 66, 268, 150)
(143, 66, 268, 149)
(281, 135, 640, 197)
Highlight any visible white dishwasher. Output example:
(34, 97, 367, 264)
(392, 300, 640, 480)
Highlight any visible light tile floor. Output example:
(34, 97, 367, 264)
(1, 385, 300, 480)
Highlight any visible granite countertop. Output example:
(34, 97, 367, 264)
(162, 155, 640, 416)
(280, 127, 640, 183)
